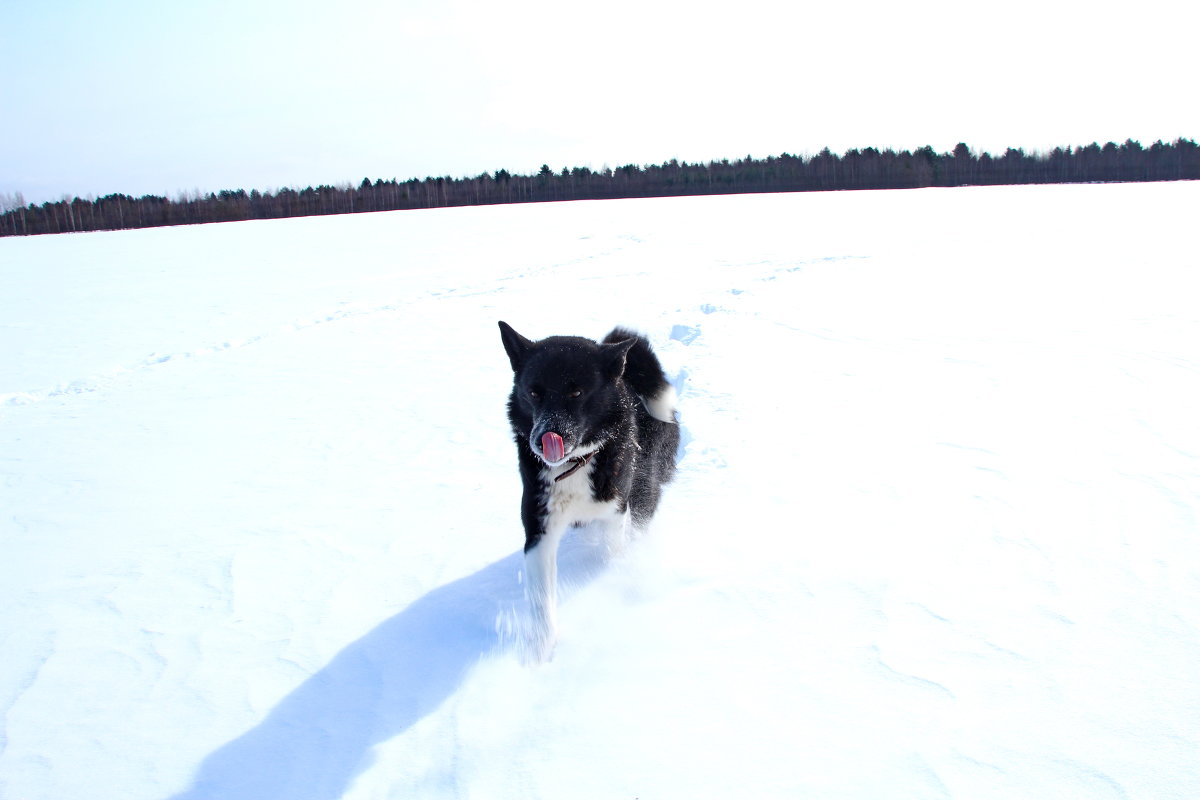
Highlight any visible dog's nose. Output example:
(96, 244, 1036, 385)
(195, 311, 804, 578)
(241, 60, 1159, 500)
(541, 432, 566, 462)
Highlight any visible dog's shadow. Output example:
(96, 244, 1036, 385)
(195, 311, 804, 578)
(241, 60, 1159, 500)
(168, 530, 612, 800)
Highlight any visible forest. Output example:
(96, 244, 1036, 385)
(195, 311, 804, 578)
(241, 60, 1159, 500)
(2, 138, 1197, 237)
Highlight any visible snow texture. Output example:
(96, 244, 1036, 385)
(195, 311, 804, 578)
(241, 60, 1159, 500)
(2, 183, 1199, 799)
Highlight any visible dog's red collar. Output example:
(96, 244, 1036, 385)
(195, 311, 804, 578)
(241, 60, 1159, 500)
(554, 450, 595, 482)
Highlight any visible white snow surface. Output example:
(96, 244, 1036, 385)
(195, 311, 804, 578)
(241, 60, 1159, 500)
(2, 183, 1199, 799)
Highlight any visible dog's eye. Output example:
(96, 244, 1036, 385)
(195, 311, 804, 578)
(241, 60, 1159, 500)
(529, 389, 541, 400)
(568, 390, 582, 399)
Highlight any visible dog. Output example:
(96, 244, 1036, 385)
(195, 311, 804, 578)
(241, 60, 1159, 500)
(499, 321, 679, 661)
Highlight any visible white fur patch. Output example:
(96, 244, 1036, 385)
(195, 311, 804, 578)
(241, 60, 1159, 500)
(643, 384, 678, 423)
(542, 458, 619, 528)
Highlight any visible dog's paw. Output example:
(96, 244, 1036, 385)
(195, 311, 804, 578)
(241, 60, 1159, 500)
(520, 621, 558, 665)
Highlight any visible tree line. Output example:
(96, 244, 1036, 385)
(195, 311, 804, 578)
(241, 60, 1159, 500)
(3, 138, 1197, 237)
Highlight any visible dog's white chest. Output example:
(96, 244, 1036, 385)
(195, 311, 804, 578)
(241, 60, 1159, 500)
(542, 461, 618, 530)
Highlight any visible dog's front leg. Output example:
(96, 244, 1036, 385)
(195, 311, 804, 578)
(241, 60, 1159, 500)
(523, 521, 565, 663)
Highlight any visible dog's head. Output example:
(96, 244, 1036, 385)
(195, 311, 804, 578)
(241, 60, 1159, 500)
(499, 321, 634, 466)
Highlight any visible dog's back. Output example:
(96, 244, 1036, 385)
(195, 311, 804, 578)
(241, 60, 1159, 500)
(601, 327, 678, 524)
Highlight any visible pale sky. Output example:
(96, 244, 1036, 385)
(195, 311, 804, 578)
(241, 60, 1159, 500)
(3, 0, 1196, 205)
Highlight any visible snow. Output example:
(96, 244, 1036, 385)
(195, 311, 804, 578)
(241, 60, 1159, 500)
(2, 182, 1199, 799)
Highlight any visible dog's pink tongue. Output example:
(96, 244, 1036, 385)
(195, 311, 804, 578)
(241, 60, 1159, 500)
(541, 432, 565, 462)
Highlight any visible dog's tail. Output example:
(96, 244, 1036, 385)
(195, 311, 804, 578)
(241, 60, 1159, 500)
(604, 328, 677, 424)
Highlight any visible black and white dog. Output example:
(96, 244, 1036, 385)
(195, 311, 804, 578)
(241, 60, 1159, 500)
(499, 321, 679, 661)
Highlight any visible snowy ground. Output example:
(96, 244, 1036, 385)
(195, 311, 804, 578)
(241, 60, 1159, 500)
(2, 182, 1198, 799)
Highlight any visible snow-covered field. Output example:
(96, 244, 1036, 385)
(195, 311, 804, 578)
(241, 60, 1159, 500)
(2, 182, 1198, 799)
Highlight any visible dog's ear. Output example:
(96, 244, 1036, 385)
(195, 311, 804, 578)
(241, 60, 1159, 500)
(498, 321, 533, 372)
(600, 337, 635, 380)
